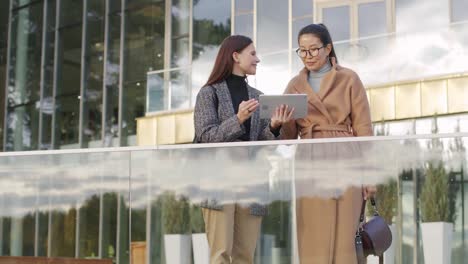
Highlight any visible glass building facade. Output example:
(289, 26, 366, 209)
(0, 0, 468, 151)
(0, 1, 467, 264)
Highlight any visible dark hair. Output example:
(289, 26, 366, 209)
(297, 23, 338, 65)
(204, 35, 253, 86)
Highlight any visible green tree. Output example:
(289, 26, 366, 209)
(420, 162, 454, 222)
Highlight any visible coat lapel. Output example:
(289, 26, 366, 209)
(213, 81, 236, 119)
(294, 67, 335, 124)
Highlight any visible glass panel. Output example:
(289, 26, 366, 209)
(235, 0, 253, 13)
(257, 0, 288, 53)
(0, 136, 466, 262)
(395, 0, 449, 33)
(83, 0, 106, 146)
(171, 0, 190, 68)
(170, 70, 190, 110)
(191, 0, 231, 104)
(0, 0, 9, 151)
(77, 154, 101, 258)
(5, 104, 40, 150)
(130, 151, 149, 262)
(122, 81, 146, 140)
(60, 0, 83, 27)
(292, 0, 313, 18)
(40, 0, 57, 150)
(103, 12, 121, 146)
(144, 69, 190, 112)
(55, 96, 80, 149)
(358, 1, 386, 38)
(55, 23, 82, 148)
(109, 0, 122, 13)
(452, 0, 468, 23)
(8, 4, 43, 107)
(234, 14, 253, 39)
(322, 6, 350, 41)
(256, 53, 289, 95)
(122, 1, 166, 144)
(12, 0, 35, 9)
(147, 72, 166, 112)
(124, 2, 165, 83)
(292, 17, 314, 55)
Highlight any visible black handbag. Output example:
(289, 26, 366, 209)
(355, 198, 393, 264)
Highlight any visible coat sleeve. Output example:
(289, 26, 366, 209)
(279, 80, 299, 140)
(350, 75, 373, 137)
(194, 86, 245, 143)
(258, 119, 279, 140)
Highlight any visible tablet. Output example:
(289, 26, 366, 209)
(259, 94, 308, 119)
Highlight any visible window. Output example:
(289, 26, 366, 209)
(451, 0, 468, 23)
(315, 0, 393, 41)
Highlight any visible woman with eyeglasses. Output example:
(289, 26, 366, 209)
(281, 24, 376, 263)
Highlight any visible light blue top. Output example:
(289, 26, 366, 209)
(307, 61, 332, 93)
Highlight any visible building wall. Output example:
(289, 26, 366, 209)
(1, 0, 468, 151)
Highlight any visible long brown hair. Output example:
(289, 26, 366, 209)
(204, 35, 253, 86)
(298, 23, 338, 65)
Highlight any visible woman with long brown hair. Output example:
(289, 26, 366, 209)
(193, 35, 293, 263)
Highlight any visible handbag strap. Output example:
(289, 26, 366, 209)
(358, 197, 379, 225)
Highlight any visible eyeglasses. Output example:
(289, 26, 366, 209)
(295, 46, 325, 58)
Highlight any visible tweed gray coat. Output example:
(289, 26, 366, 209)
(194, 81, 278, 143)
(194, 80, 278, 216)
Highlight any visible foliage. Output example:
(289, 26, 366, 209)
(190, 204, 205, 233)
(368, 178, 398, 224)
(419, 162, 455, 223)
(261, 201, 291, 248)
(161, 191, 191, 234)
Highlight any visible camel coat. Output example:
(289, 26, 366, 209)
(281, 65, 373, 264)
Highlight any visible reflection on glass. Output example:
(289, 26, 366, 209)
(257, 0, 288, 53)
(358, 1, 386, 38)
(170, 70, 190, 110)
(235, 0, 253, 12)
(191, 0, 230, 105)
(124, 2, 165, 83)
(147, 69, 191, 112)
(293, 18, 313, 44)
(5, 104, 39, 151)
(292, 0, 313, 18)
(40, 1, 56, 150)
(78, 195, 100, 258)
(322, 6, 350, 42)
(55, 96, 80, 148)
(60, 0, 83, 27)
(122, 1, 166, 144)
(0, 136, 465, 262)
(395, 0, 449, 33)
(55, 22, 82, 148)
(234, 14, 253, 39)
(0, 0, 8, 150)
(171, 0, 190, 68)
(122, 81, 146, 140)
(452, 0, 468, 23)
(256, 53, 289, 95)
(7, 3, 43, 151)
(103, 13, 121, 145)
(147, 72, 166, 112)
(83, 0, 105, 146)
(130, 151, 149, 263)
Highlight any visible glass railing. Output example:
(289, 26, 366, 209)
(0, 134, 467, 264)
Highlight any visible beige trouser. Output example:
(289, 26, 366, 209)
(296, 187, 362, 264)
(202, 204, 262, 264)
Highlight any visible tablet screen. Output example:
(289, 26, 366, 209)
(258, 94, 308, 119)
